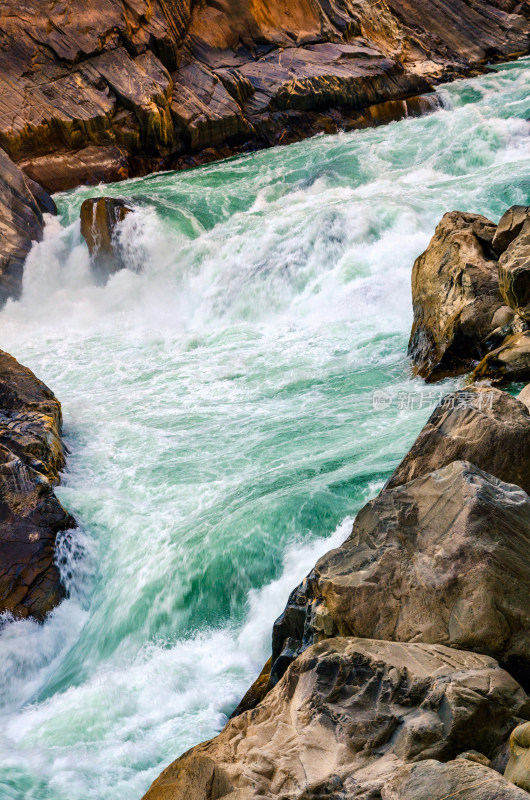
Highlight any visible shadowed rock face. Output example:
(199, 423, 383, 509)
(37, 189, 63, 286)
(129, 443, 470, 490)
(0, 0, 528, 195)
(0, 350, 75, 621)
(141, 637, 529, 800)
(272, 461, 530, 682)
(0, 148, 56, 305)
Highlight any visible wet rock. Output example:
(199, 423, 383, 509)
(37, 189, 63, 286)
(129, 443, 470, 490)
(142, 637, 529, 800)
(386, 387, 530, 495)
(272, 461, 530, 681)
(505, 721, 530, 792)
(80, 197, 133, 283)
(0, 350, 75, 620)
(382, 758, 530, 800)
(471, 330, 530, 386)
(408, 212, 503, 381)
(498, 218, 530, 320)
(493, 206, 530, 256)
(0, 148, 56, 305)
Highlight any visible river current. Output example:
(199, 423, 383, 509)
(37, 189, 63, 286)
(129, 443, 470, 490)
(0, 58, 529, 800)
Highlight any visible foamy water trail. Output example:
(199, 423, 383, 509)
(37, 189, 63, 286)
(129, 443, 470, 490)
(0, 58, 529, 800)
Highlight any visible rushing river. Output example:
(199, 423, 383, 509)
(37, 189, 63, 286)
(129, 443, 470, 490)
(0, 58, 529, 800)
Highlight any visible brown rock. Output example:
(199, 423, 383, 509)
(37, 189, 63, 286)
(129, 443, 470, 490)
(142, 638, 529, 800)
(505, 721, 530, 792)
(19, 146, 129, 195)
(382, 758, 530, 800)
(498, 218, 530, 320)
(0, 148, 56, 305)
(386, 387, 530, 495)
(493, 206, 530, 256)
(518, 384, 530, 412)
(408, 212, 503, 381)
(80, 196, 133, 283)
(471, 330, 530, 386)
(0, 350, 75, 620)
(273, 461, 530, 685)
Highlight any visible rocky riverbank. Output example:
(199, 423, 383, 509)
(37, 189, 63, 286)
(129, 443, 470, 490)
(141, 207, 530, 799)
(0, 0, 528, 200)
(0, 350, 75, 621)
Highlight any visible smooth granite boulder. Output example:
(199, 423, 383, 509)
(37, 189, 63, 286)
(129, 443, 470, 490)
(0, 350, 75, 620)
(142, 638, 529, 800)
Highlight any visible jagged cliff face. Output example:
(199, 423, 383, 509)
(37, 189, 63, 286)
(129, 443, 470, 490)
(0, 0, 528, 194)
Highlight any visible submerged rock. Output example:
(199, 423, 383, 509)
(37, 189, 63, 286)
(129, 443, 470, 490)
(0, 148, 56, 305)
(408, 212, 503, 381)
(505, 722, 530, 793)
(382, 758, 530, 800)
(386, 387, 530, 495)
(272, 461, 530, 682)
(142, 637, 529, 800)
(80, 196, 133, 283)
(0, 350, 75, 620)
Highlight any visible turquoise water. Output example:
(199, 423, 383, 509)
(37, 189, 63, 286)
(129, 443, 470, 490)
(0, 58, 529, 800)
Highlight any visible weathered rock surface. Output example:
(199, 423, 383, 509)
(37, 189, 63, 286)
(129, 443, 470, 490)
(493, 206, 530, 256)
(505, 721, 530, 792)
(387, 387, 530, 495)
(0, 350, 75, 620)
(519, 383, 530, 412)
(472, 330, 530, 385)
(0, 148, 56, 305)
(272, 461, 530, 684)
(0, 0, 528, 196)
(80, 196, 133, 283)
(408, 211, 503, 381)
(142, 637, 529, 800)
(382, 758, 530, 800)
(498, 217, 530, 320)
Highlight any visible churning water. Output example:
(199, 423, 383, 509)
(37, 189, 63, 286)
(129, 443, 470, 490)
(0, 58, 529, 800)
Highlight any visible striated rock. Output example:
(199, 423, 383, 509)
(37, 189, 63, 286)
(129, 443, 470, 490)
(272, 461, 530, 684)
(0, 350, 75, 620)
(498, 218, 530, 320)
(472, 330, 530, 385)
(0, 148, 56, 305)
(382, 758, 530, 800)
(0, 0, 528, 192)
(505, 721, 530, 792)
(80, 197, 133, 283)
(171, 63, 251, 151)
(19, 146, 129, 195)
(142, 637, 529, 800)
(386, 387, 530, 495)
(408, 212, 503, 381)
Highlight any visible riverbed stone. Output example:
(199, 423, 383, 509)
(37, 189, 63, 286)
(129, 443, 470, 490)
(471, 330, 530, 385)
(408, 212, 503, 381)
(493, 206, 530, 256)
(505, 722, 530, 792)
(80, 196, 133, 283)
(498, 218, 530, 320)
(142, 637, 529, 800)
